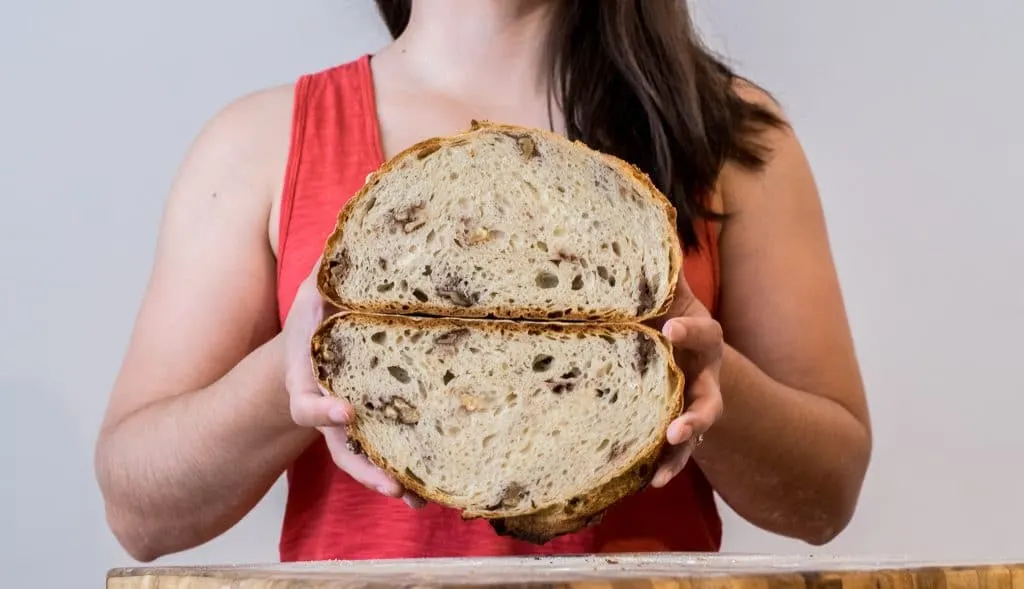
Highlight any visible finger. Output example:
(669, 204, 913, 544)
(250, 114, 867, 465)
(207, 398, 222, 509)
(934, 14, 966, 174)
(666, 414, 694, 446)
(684, 370, 724, 434)
(290, 394, 353, 428)
(321, 428, 405, 497)
(662, 316, 723, 355)
(666, 371, 723, 445)
(651, 439, 695, 488)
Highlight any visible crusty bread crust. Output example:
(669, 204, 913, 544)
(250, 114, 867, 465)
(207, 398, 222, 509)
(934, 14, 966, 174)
(315, 120, 683, 323)
(310, 311, 684, 542)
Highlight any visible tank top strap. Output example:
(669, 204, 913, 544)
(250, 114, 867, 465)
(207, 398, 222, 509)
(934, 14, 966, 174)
(276, 54, 383, 324)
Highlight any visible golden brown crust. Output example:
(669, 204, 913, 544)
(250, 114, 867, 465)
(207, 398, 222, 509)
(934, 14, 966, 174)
(315, 120, 684, 323)
(487, 360, 681, 544)
(309, 311, 685, 531)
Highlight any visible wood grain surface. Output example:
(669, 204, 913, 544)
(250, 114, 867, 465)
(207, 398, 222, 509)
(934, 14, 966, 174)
(107, 554, 1024, 589)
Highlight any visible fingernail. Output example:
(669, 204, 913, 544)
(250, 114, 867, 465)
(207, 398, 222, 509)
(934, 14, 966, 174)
(669, 420, 692, 445)
(663, 320, 685, 340)
(328, 404, 349, 423)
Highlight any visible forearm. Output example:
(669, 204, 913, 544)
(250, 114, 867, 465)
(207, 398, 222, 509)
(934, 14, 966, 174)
(95, 334, 318, 561)
(694, 344, 871, 545)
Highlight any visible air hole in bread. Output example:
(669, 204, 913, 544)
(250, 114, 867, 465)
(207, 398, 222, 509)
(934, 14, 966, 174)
(443, 370, 456, 385)
(536, 272, 559, 289)
(532, 355, 554, 372)
(388, 366, 411, 384)
(636, 333, 655, 376)
(377, 282, 394, 293)
(535, 241, 548, 252)
(637, 273, 655, 315)
(597, 266, 609, 281)
(326, 250, 350, 284)
(611, 242, 621, 256)
(571, 275, 584, 291)
(371, 332, 386, 345)
(413, 289, 429, 302)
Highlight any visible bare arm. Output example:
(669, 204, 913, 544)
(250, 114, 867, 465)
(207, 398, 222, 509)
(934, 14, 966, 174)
(94, 86, 315, 562)
(693, 92, 872, 545)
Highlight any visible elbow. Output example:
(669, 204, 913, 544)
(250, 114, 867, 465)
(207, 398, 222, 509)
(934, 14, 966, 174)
(782, 480, 862, 546)
(799, 495, 858, 546)
(103, 501, 169, 563)
(800, 508, 853, 547)
(95, 437, 168, 563)
(800, 438, 872, 546)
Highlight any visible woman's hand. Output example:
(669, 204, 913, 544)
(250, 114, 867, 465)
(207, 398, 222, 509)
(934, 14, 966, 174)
(646, 270, 725, 488)
(283, 264, 426, 508)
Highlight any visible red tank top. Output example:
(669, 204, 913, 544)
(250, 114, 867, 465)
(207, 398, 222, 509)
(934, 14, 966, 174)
(275, 55, 723, 561)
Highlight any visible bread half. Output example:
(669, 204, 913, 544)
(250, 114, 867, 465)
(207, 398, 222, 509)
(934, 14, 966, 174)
(310, 312, 684, 543)
(316, 120, 683, 323)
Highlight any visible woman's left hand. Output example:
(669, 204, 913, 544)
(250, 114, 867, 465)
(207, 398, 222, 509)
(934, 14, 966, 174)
(646, 269, 725, 488)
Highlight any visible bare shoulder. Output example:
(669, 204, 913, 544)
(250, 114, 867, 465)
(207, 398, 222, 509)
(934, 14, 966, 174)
(173, 83, 295, 226)
(717, 78, 808, 216)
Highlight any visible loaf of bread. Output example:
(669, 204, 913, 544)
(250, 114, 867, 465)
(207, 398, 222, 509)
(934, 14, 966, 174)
(311, 312, 684, 543)
(316, 120, 682, 323)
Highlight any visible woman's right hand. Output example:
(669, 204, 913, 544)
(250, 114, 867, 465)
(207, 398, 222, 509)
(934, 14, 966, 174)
(283, 264, 426, 508)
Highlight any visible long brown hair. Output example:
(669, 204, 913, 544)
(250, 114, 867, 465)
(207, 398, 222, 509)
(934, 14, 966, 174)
(374, 0, 786, 250)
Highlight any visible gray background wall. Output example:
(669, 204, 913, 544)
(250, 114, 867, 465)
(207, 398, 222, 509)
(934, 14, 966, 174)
(3, 1, 1022, 587)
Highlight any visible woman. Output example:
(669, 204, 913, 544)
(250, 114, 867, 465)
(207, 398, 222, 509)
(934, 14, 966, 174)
(94, 0, 871, 562)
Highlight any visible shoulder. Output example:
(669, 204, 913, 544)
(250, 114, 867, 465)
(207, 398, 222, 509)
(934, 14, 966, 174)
(731, 77, 788, 121)
(177, 83, 296, 201)
(717, 78, 809, 215)
(190, 83, 296, 182)
(173, 83, 297, 251)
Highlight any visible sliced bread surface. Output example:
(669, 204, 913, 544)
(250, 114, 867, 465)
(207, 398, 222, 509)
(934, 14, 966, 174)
(316, 120, 682, 323)
(310, 312, 684, 541)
